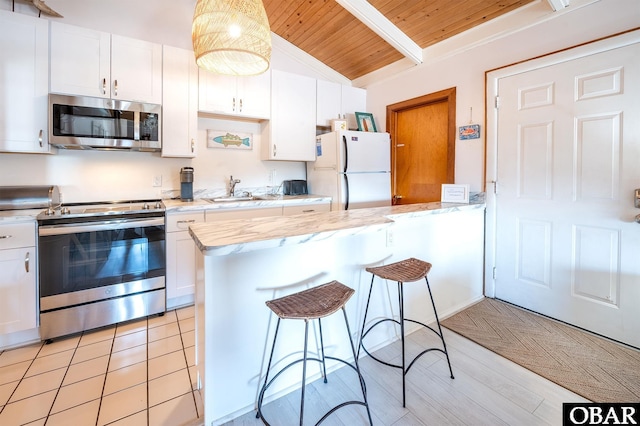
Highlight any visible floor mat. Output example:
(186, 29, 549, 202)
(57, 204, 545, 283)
(441, 298, 640, 402)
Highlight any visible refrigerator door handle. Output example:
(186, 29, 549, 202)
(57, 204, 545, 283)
(344, 173, 350, 210)
(342, 135, 348, 173)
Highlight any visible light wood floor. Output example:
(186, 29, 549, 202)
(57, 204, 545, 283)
(224, 327, 589, 425)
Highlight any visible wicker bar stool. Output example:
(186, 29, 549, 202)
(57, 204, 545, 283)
(256, 280, 372, 426)
(358, 257, 454, 407)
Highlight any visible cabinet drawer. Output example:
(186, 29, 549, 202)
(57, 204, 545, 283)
(283, 203, 331, 216)
(0, 222, 36, 249)
(166, 211, 205, 232)
(206, 207, 282, 222)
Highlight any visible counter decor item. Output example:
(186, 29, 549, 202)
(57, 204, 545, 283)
(355, 112, 377, 132)
(441, 184, 470, 203)
(206, 130, 252, 150)
(331, 119, 347, 131)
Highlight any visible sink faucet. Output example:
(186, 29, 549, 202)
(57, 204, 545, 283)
(228, 175, 241, 196)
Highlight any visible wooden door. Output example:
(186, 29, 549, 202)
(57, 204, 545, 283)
(387, 88, 456, 204)
(488, 35, 640, 348)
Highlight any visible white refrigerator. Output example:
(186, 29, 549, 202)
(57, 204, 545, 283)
(306, 130, 391, 210)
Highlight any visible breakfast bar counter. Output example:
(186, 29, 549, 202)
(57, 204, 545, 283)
(189, 199, 485, 425)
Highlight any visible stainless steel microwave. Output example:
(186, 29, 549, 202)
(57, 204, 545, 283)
(49, 94, 161, 151)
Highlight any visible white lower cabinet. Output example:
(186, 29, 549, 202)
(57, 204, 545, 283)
(166, 211, 205, 309)
(0, 222, 37, 347)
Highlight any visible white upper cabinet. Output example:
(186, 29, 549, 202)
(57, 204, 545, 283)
(198, 69, 271, 120)
(162, 45, 198, 158)
(316, 80, 366, 130)
(261, 69, 316, 161)
(341, 85, 367, 131)
(50, 22, 162, 104)
(0, 11, 49, 154)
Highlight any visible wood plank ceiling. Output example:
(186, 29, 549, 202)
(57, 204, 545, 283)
(262, 0, 536, 80)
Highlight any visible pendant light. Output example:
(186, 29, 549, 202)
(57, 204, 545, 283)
(192, 0, 272, 76)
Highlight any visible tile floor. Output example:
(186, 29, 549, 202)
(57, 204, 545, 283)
(0, 306, 202, 426)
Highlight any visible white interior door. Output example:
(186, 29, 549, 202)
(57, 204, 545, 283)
(487, 34, 640, 348)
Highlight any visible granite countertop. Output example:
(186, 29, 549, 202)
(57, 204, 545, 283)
(0, 209, 40, 223)
(189, 196, 486, 255)
(164, 194, 332, 213)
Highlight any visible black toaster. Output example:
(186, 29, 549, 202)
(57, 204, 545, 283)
(282, 180, 308, 195)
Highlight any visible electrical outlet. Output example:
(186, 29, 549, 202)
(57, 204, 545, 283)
(386, 229, 394, 247)
(268, 169, 277, 185)
(152, 175, 162, 187)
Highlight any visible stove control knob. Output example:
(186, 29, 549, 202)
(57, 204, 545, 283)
(45, 208, 55, 216)
(61, 207, 71, 215)
(143, 203, 150, 210)
(155, 202, 162, 209)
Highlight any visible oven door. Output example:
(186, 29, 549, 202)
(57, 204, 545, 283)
(38, 217, 165, 312)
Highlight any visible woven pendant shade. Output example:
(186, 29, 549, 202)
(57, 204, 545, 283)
(192, 0, 272, 76)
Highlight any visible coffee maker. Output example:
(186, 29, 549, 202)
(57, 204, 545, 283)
(180, 167, 194, 201)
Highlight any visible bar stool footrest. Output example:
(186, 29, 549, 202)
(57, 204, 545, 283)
(257, 356, 369, 425)
(360, 316, 450, 375)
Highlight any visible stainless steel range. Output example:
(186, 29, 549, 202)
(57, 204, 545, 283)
(37, 199, 166, 340)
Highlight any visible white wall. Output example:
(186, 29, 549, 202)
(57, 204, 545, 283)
(361, 0, 640, 193)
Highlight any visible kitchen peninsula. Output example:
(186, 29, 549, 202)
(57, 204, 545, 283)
(189, 198, 485, 425)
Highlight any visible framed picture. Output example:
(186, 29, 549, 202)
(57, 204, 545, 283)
(459, 124, 481, 140)
(206, 130, 252, 150)
(441, 184, 470, 203)
(355, 112, 377, 132)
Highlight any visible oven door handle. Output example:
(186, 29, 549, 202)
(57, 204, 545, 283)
(38, 217, 164, 236)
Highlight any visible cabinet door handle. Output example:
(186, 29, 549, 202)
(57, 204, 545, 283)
(0, 235, 12, 239)
(273, 144, 276, 157)
(302, 209, 315, 213)
(25, 251, 30, 273)
(177, 219, 196, 229)
(191, 139, 195, 153)
(239, 98, 243, 112)
(102, 78, 107, 95)
(232, 97, 236, 111)
(114, 79, 118, 96)
(38, 129, 43, 147)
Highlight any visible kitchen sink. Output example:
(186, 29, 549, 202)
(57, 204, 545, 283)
(207, 196, 256, 202)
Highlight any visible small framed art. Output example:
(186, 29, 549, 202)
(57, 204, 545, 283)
(355, 112, 377, 132)
(459, 124, 480, 140)
(441, 184, 470, 203)
(206, 130, 252, 150)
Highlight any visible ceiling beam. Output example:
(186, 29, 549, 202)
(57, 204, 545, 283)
(546, 0, 570, 11)
(335, 0, 423, 65)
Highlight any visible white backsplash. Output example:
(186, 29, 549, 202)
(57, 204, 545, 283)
(0, 116, 306, 203)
